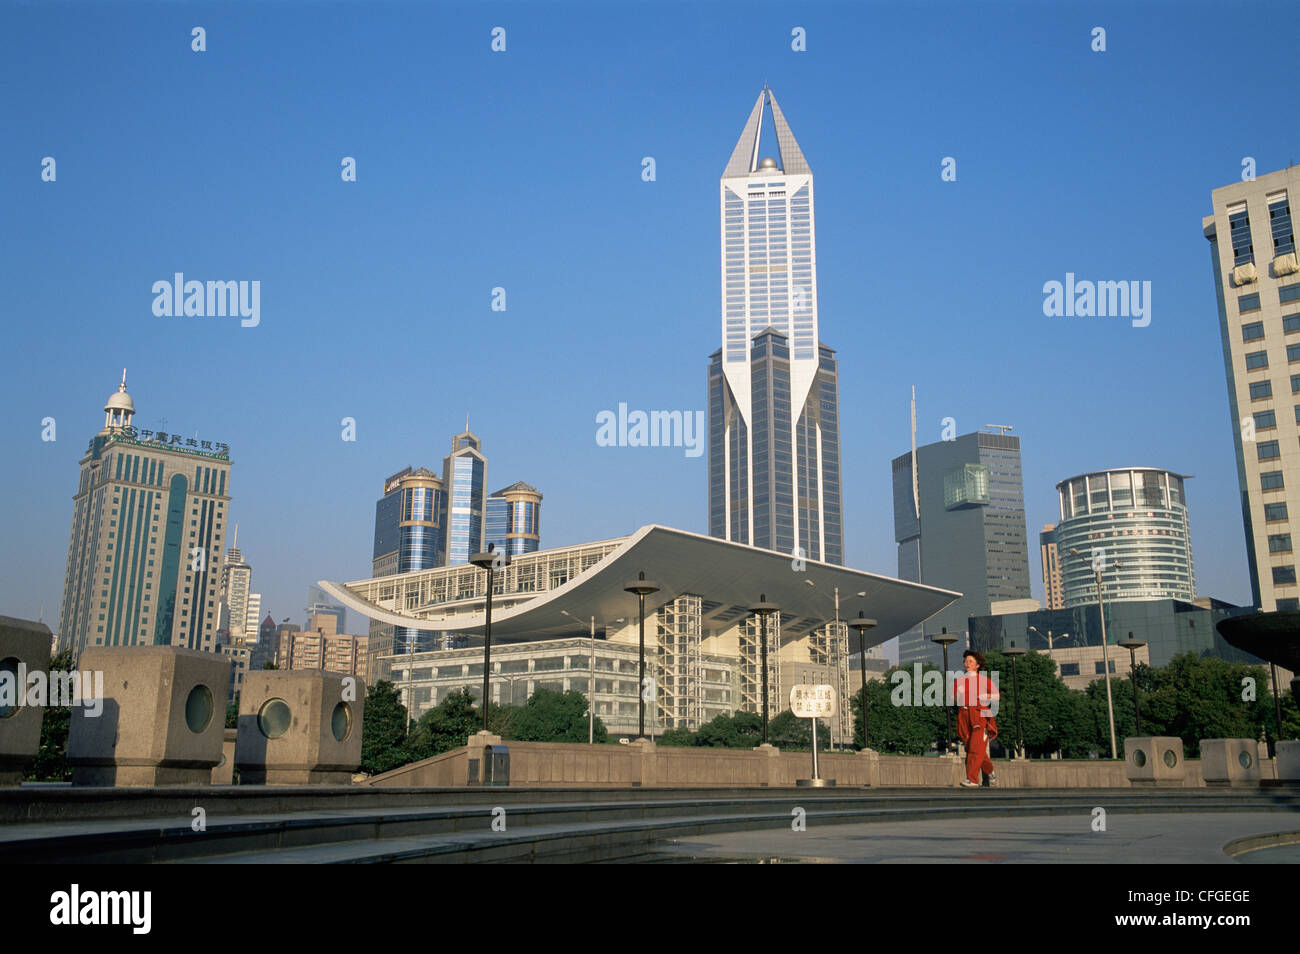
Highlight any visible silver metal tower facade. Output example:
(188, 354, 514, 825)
(708, 87, 843, 565)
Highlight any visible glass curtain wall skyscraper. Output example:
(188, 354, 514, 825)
(485, 481, 542, 556)
(891, 429, 1032, 666)
(372, 466, 443, 654)
(708, 86, 843, 565)
(440, 430, 487, 566)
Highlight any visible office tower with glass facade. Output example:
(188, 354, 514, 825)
(1205, 166, 1300, 610)
(1040, 523, 1065, 609)
(1055, 468, 1196, 608)
(485, 481, 542, 556)
(58, 373, 232, 658)
(372, 465, 444, 654)
(891, 430, 1032, 666)
(372, 466, 444, 579)
(440, 430, 488, 566)
(708, 86, 844, 566)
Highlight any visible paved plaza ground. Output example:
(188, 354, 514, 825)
(658, 812, 1300, 863)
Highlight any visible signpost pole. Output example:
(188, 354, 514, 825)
(810, 716, 820, 781)
(793, 684, 836, 788)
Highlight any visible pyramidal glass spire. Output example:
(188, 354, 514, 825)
(722, 86, 811, 178)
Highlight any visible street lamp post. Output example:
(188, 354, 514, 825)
(1070, 548, 1119, 759)
(1003, 642, 1027, 759)
(561, 609, 598, 744)
(931, 628, 959, 752)
(1118, 633, 1146, 736)
(469, 543, 509, 733)
(804, 580, 844, 750)
(624, 571, 660, 740)
(848, 612, 878, 751)
(749, 595, 781, 745)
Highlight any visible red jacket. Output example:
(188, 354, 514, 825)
(954, 672, 998, 744)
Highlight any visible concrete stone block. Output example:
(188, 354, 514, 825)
(211, 728, 237, 785)
(1125, 736, 1185, 786)
(1201, 738, 1262, 786)
(235, 670, 364, 784)
(1277, 741, 1300, 781)
(0, 616, 53, 785)
(68, 646, 229, 786)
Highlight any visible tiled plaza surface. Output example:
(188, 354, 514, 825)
(659, 812, 1300, 863)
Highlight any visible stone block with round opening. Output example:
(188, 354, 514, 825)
(67, 646, 230, 786)
(0, 616, 53, 786)
(1201, 738, 1262, 787)
(235, 670, 364, 784)
(1124, 736, 1186, 787)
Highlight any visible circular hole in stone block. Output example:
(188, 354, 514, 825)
(185, 685, 213, 733)
(1239, 750, 1253, 769)
(0, 657, 19, 719)
(1132, 749, 1146, 767)
(331, 702, 352, 741)
(258, 698, 291, 739)
(1162, 749, 1178, 768)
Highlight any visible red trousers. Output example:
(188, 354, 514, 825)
(964, 726, 994, 783)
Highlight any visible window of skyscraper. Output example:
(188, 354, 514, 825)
(1272, 565, 1296, 585)
(1246, 350, 1268, 370)
(1270, 195, 1295, 255)
(1265, 502, 1289, 521)
(1250, 380, 1273, 399)
(1289, 343, 1300, 363)
(1229, 207, 1254, 265)
(1268, 533, 1293, 553)
(1243, 321, 1265, 340)
(1255, 410, 1277, 429)
(1258, 440, 1281, 460)
(1286, 314, 1300, 334)
(1239, 293, 1262, 313)
(1281, 283, 1300, 304)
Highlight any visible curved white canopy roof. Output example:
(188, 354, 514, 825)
(319, 525, 960, 652)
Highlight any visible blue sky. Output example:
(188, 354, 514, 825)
(1, 0, 1291, 643)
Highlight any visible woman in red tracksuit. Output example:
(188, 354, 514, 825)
(954, 649, 999, 788)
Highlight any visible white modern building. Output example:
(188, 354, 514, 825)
(1204, 166, 1300, 610)
(1055, 468, 1196, 608)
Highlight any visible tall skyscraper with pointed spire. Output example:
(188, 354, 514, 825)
(708, 87, 843, 564)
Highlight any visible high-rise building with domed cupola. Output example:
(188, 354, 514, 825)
(57, 372, 233, 659)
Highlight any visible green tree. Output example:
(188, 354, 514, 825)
(262, 661, 278, 670)
(225, 693, 239, 729)
(768, 709, 831, 750)
(693, 711, 763, 748)
(505, 688, 608, 743)
(657, 727, 696, 746)
(984, 649, 1083, 758)
(408, 687, 481, 758)
(359, 680, 411, 774)
(26, 650, 73, 781)
(852, 664, 947, 755)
